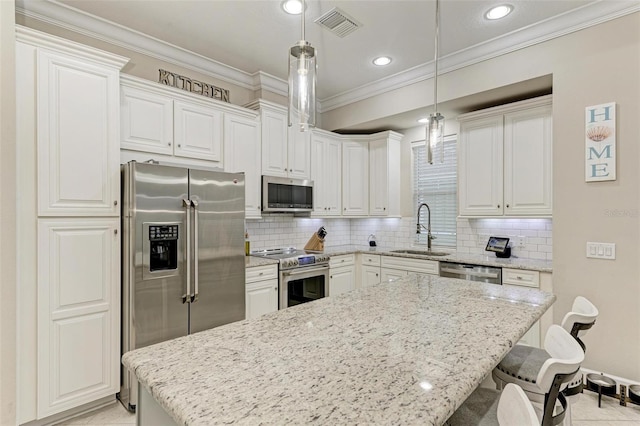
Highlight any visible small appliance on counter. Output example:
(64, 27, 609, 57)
(304, 226, 327, 251)
(485, 236, 511, 258)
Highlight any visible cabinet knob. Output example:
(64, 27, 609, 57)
(344, 208, 347, 211)
(274, 287, 278, 291)
(178, 144, 182, 148)
(497, 204, 500, 208)
(114, 229, 118, 235)
(383, 207, 386, 210)
(284, 167, 287, 171)
(506, 204, 510, 208)
(289, 169, 292, 172)
(114, 200, 118, 206)
(376, 273, 379, 277)
(259, 272, 264, 276)
(330, 275, 333, 279)
(168, 142, 171, 146)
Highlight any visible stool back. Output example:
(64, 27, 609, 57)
(497, 383, 538, 426)
(561, 296, 598, 352)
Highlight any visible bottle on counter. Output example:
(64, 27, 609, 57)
(245, 229, 250, 256)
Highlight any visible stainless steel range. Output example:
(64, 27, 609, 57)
(251, 248, 330, 309)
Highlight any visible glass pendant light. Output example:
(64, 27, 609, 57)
(427, 0, 444, 164)
(288, 0, 317, 131)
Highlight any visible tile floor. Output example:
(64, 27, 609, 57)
(55, 390, 640, 425)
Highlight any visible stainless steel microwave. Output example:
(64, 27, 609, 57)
(262, 176, 314, 213)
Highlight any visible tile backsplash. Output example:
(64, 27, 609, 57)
(456, 218, 553, 260)
(246, 215, 552, 261)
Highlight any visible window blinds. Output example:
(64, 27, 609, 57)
(412, 136, 457, 247)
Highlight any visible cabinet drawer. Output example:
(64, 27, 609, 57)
(246, 265, 278, 283)
(381, 256, 439, 275)
(502, 268, 540, 288)
(329, 254, 355, 268)
(361, 253, 381, 266)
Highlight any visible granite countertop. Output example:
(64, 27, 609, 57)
(123, 274, 555, 425)
(320, 245, 553, 272)
(245, 256, 279, 268)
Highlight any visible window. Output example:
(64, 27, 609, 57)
(412, 136, 457, 247)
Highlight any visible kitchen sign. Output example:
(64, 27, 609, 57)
(159, 69, 230, 103)
(585, 102, 616, 182)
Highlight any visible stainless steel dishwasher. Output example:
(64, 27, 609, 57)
(439, 262, 502, 284)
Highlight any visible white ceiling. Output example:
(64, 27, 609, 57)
(18, 0, 638, 131)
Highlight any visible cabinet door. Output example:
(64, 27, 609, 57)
(458, 116, 504, 216)
(37, 218, 120, 417)
(245, 279, 279, 320)
(342, 140, 369, 216)
(504, 105, 552, 216)
(261, 108, 289, 177)
(369, 138, 388, 216)
(311, 133, 341, 216)
(361, 265, 381, 287)
(380, 268, 408, 283)
(288, 127, 311, 179)
(37, 50, 120, 216)
(174, 100, 223, 164)
(121, 85, 173, 155)
(224, 113, 262, 218)
(330, 266, 355, 297)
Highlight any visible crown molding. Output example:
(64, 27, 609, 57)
(319, 0, 640, 112)
(16, 0, 639, 114)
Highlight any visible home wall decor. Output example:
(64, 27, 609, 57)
(585, 102, 616, 182)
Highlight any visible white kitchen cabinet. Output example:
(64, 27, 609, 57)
(37, 49, 121, 217)
(330, 254, 356, 296)
(17, 28, 128, 423)
(245, 265, 279, 319)
(174, 99, 223, 164)
(311, 131, 342, 216)
(37, 218, 120, 418)
(362, 265, 381, 287)
(503, 267, 542, 347)
(342, 140, 369, 216)
(249, 100, 310, 179)
(380, 268, 408, 282)
(381, 256, 439, 275)
(223, 112, 262, 218)
(458, 95, 552, 217)
(369, 133, 402, 217)
(121, 84, 173, 155)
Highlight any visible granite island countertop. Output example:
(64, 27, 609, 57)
(122, 274, 555, 425)
(321, 244, 553, 272)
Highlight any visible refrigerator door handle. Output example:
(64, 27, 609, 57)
(182, 198, 191, 304)
(191, 199, 199, 303)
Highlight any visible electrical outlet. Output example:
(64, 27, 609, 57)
(586, 242, 616, 259)
(515, 236, 526, 247)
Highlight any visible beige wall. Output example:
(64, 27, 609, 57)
(1, 0, 17, 424)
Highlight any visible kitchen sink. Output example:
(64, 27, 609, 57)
(390, 249, 450, 256)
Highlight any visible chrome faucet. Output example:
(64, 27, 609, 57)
(416, 202, 435, 250)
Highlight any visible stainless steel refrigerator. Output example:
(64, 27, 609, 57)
(118, 161, 246, 411)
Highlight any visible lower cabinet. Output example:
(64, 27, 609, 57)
(245, 265, 278, 320)
(503, 267, 542, 347)
(330, 254, 356, 296)
(360, 253, 381, 287)
(380, 256, 439, 279)
(380, 268, 409, 282)
(37, 218, 120, 418)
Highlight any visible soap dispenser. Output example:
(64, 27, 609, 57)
(245, 229, 250, 256)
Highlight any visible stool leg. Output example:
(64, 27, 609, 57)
(598, 386, 603, 408)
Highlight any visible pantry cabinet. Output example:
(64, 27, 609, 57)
(311, 130, 342, 216)
(245, 265, 279, 319)
(223, 112, 262, 218)
(17, 27, 129, 422)
(342, 140, 369, 216)
(248, 100, 310, 179)
(458, 95, 552, 217)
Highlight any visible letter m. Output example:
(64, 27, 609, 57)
(588, 145, 612, 160)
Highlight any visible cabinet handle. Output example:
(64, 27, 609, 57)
(259, 272, 264, 276)
(516, 276, 522, 280)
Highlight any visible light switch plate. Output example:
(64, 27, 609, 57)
(515, 236, 526, 247)
(586, 242, 616, 259)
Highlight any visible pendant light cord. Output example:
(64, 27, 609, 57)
(301, 0, 306, 41)
(433, 0, 440, 113)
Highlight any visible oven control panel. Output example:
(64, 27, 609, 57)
(280, 254, 330, 269)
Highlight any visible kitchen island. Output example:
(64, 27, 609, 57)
(122, 274, 555, 425)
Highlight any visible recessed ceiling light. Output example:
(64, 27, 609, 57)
(417, 117, 429, 124)
(282, 0, 302, 15)
(373, 56, 392, 66)
(485, 4, 513, 20)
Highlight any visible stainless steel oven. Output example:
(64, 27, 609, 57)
(250, 248, 330, 309)
(280, 264, 329, 308)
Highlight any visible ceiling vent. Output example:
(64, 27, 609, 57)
(314, 7, 361, 38)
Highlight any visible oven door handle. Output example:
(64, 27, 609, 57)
(281, 265, 329, 277)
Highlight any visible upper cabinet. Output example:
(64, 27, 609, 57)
(37, 49, 123, 216)
(342, 139, 370, 216)
(310, 130, 342, 216)
(247, 100, 310, 180)
(369, 132, 402, 217)
(120, 76, 224, 168)
(458, 95, 552, 217)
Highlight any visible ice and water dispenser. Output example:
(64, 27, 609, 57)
(147, 224, 179, 272)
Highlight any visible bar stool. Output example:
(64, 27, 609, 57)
(498, 384, 539, 426)
(492, 296, 598, 397)
(446, 325, 584, 426)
